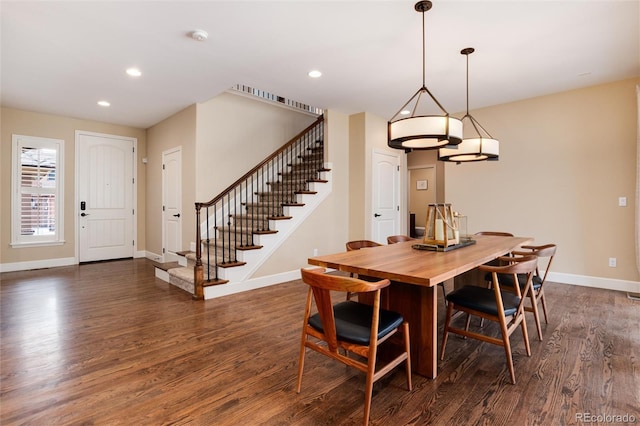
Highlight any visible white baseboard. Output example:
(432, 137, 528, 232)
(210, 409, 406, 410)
(0, 257, 77, 273)
(547, 272, 640, 293)
(145, 251, 163, 262)
(204, 269, 301, 299)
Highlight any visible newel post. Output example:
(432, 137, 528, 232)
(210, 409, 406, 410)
(193, 203, 204, 300)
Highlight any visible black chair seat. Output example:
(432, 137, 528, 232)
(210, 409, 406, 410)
(308, 301, 404, 345)
(485, 272, 542, 290)
(446, 286, 521, 317)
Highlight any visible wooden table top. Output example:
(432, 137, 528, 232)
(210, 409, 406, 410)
(308, 235, 533, 287)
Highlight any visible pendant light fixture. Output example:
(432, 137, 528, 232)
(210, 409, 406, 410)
(439, 48, 499, 163)
(388, 1, 463, 150)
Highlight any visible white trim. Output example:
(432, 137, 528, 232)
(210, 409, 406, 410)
(11, 134, 65, 246)
(547, 272, 640, 293)
(145, 250, 163, 262)
(204, 269, 302, 299)
(0, 257, 76, 273)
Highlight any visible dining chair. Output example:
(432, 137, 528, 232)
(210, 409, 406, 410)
(440, 255, 538, 384)
(475, 231, 515, 286)
(346, 240, 383, 251)
(495, 244, 557, 341)
(386, 235, 414, 244)
(474, 231, 515, 237)
(297, 267, 412, 425)
(345, 240, 383, 300)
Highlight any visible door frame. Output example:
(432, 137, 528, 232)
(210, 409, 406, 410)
(162, 146, 182, 263)
(74, 130, 138, 263)
(407, 163, 437, 237)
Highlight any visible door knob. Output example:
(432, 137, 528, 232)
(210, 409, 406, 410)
(374, 213, 381, 217)
(81, 212, 90, 217)
(173, 213, 181, 218)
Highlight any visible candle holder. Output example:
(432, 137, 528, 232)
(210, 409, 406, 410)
(423, 203, 458, 247)
(454, 211, 470, 242)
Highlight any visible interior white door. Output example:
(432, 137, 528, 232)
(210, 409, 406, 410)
(77, 132, 134, 262)
(372, 150, 401, 244)
(162, 147, 182, 262)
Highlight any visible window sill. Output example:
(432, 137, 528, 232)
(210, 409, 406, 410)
(10, 240, 66, 248)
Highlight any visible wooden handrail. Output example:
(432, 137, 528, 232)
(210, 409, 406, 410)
(192, 114, 325, 300)
(196, 115, 324, 210)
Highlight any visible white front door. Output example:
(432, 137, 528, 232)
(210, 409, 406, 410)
(162, 147, 182, 262)
(371, 150, 401, 244)
(77, 132, 135, 262)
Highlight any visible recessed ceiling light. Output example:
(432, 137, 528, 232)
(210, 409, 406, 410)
(190, 29, 208, 41)
(97, 100, 110, 107)
(126, 68, 142, 77)
(308, 70, 322, 78)
(400, 110, 410, 115)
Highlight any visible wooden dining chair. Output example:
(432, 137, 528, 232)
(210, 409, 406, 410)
(496, 244, 557, 341)
(346, 240, 382, 251)
(386, 235, 414, 244)
(440, 255, 538, 384)
(297, 268, 412, 425)
(345, 240, 383, 300)
(475, 231, 514, 237)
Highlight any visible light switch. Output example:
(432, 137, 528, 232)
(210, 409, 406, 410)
(618, 197, 627, 207)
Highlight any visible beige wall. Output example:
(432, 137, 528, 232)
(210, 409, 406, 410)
(407, 150, 445, 203)
(348, 112, 407, 241)
(408, 166, 436, 231)
(145, 105, 197, 257)
(348, 113, 367, 240)
(445, 78, 640, 282)
(0, 108, 147, 266)
(195, 92, 316, 201)
(254, 109, 350, 276)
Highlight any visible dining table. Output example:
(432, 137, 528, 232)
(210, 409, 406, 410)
(307, 234, 533, 379)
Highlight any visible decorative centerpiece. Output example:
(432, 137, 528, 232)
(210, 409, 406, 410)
(413, 204, 475, 252)
(424, 203, 458, 247)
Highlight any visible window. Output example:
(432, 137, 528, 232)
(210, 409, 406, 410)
(12, 135, 64, 246)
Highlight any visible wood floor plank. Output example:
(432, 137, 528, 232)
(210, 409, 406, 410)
(1, 259, 638, 425)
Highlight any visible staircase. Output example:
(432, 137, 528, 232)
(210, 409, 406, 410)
(164, 116, 330, 299)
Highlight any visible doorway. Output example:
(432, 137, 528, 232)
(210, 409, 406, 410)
(408, 165, 436, 237)
(162, 147, 182, 262)
(371, 149, 401, 244)
(76, 131, 136, 262)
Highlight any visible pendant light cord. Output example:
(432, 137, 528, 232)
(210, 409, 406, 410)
(422, 8, 426, 88)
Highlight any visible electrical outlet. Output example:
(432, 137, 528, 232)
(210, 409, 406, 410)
(313, 248, 318, 256)
(608, 258, 617, 267)
(618, 197, 627, 207)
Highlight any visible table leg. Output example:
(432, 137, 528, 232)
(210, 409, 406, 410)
(387, 281, 438, 379)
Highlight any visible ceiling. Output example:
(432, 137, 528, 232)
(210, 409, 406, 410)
(2, 0, 638, 129)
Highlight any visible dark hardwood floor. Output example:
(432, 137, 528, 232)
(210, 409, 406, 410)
(1, 259, 638, 425)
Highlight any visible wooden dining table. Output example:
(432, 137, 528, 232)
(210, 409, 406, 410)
(307, 234, 533, 379)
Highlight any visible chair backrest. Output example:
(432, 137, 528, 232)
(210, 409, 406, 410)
(346, 240, 382, 251)
(480, 255, 538, 305)
(387, 235, 413, 244)
(475, 231, 514, 237)
(300, 268, 390, 352)
(516, 244, 557, 286)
